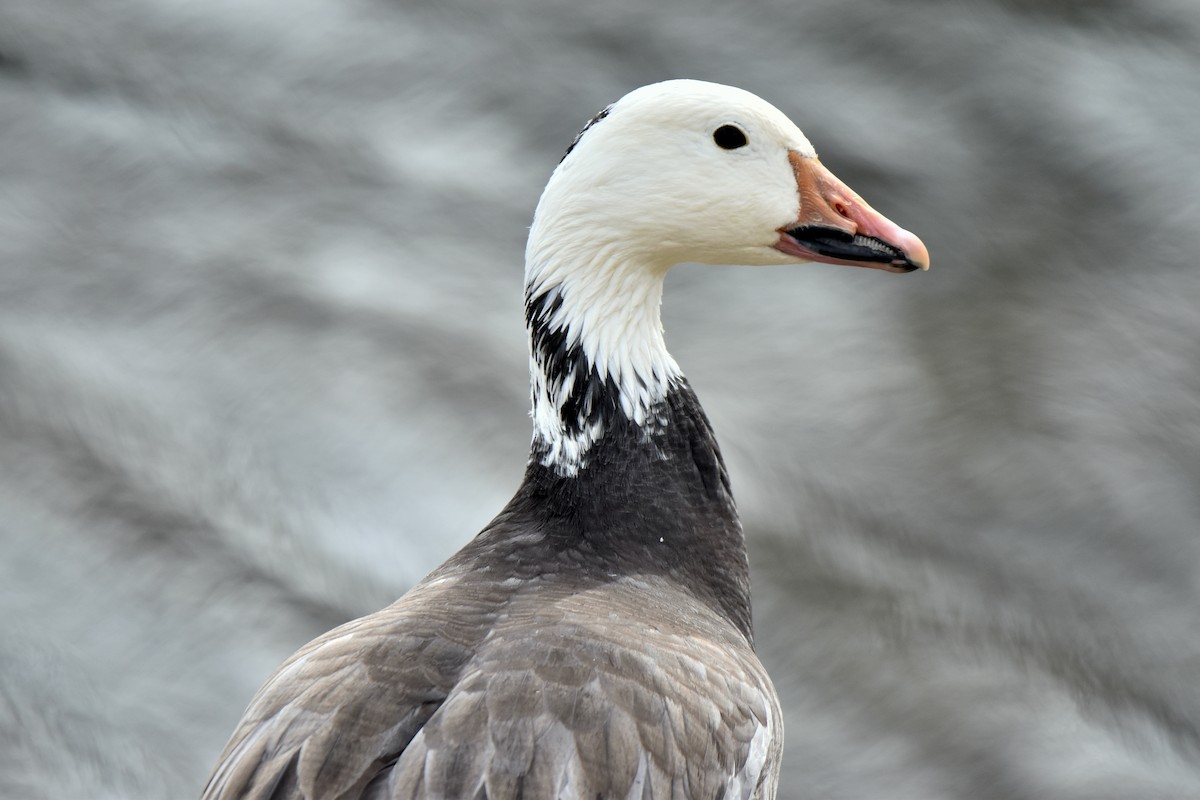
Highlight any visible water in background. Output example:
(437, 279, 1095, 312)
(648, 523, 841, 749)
(1, 1, 1198, 797)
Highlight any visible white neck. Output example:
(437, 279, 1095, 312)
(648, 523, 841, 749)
(524, 227, 682, 477)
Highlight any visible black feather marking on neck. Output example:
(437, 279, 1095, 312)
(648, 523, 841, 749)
(525, 285, 624, 440)
(559, 104, 613, 164)
(460, 378, 753, 642)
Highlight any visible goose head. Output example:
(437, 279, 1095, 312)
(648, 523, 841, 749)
(524, 79, 929, 476)
(528, 79, 929, 279)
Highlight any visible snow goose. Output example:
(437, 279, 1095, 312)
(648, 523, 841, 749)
(203, 79, 929, 800)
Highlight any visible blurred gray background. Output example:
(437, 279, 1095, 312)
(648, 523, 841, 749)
(2, 0, 1199, 798)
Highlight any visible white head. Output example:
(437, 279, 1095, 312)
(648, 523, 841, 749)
(525, 79, 929, 475)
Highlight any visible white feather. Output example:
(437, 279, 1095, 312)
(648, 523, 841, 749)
(523, 80, 818, 476)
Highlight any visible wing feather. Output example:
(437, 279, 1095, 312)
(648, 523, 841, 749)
(204, 574, 782, 800)
(203, 588, 477, 799)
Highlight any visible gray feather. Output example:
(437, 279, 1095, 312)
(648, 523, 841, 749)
(204, 572, 780, 799)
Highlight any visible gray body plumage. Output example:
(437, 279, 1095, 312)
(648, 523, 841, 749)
(204, 382, 783, 800)
(207, 571, 779, 799)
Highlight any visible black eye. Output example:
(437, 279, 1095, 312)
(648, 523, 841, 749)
(713, 124, 748, 150)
